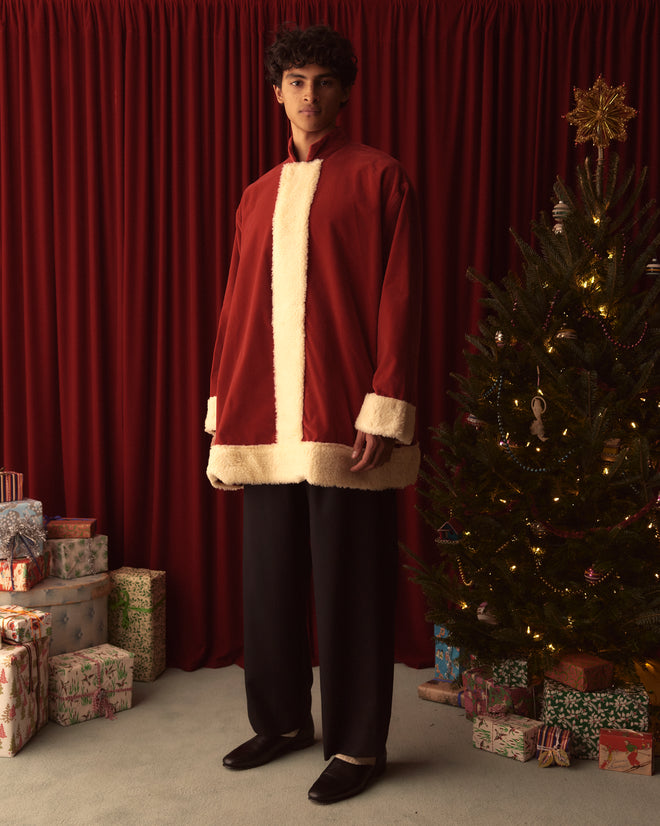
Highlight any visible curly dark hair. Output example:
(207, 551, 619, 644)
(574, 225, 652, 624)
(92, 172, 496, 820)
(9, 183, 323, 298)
(265, 23, 358, 89)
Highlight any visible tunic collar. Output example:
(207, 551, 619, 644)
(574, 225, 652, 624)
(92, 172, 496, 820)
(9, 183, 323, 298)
(286, 127, 349, 163)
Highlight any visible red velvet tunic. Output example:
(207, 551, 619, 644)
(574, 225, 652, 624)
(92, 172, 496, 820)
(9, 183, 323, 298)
(206, 128, 422, 490)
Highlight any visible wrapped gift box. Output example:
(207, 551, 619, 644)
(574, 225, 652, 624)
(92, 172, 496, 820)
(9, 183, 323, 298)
(48, 643, 133, 726)
(0, 547, 49, 592)
(492, 659, 529, 688)
(45, 517, 96, 540)
(545, 653, 614, 692)
(0, 472, 23, 504)
(462, 667, 540, 721)
(0, 606, 51, 644)
(418, 679, 464, 707)
(599, 728, 653, 775)
(536, 724, 572, 767)
(47, 535, 108, 579)
(0, 499, 44, 560)
(435, 637, 461, 681)
(473, 713, 543, 762)
(543, 678, 649, 759)
(108, 567, 166, 681)
(5, 573, 111, 655)
(0, 638, 50, 756)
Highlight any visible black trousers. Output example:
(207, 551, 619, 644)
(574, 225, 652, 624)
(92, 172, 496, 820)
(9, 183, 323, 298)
(242, 482, 399, 759)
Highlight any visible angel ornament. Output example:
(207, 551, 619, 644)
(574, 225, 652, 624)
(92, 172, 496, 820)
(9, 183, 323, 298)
(530, 396, 549, 442)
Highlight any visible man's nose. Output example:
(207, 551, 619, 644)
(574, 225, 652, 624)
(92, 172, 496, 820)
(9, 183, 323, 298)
(303, 83, 319, 101)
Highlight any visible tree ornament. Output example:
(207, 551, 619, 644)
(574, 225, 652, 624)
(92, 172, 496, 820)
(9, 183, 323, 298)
(645, 258, 660, 278)
(477, 602, 498, 625)
(552, 200, 570, 234)
(565, 76, 637, 148)
(601, 438, 621, 462)
(530, 395, 549, 442)
(584, 566, 606, 584)
(495, 330, 506, 348)
(466, 413, 486, 429)
(529, 521, 547, 538)
(555, 327, 577, 340)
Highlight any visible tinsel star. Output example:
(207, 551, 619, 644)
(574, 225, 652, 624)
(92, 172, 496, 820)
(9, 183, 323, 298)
(565, 77, 637, 148)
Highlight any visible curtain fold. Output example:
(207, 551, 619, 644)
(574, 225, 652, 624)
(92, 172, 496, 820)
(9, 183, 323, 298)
(2, 0, 659, 670)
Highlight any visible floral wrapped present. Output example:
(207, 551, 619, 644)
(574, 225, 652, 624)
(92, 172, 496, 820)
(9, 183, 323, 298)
(0, 472, 23, 504)
(473, 713, 544, 762)
(492, 659, 529, 688)
(542, 678, 649, 759)
(45, 517, 96, 540)
(0, 547, 50, 592)
(599, 728, 653, 775)
(0, 638, 50, 756)
(108, 567, 166, 681)
(6, 573, 111, 655)
(47, 535, 108, 579)
(48, 643, 133, 726)
(435, 625, 461, 681)
(418, 679, 464, 707)
(545, 652, 614, 692)
(536, 724, 572, 767)
(0, 606, 51, 644)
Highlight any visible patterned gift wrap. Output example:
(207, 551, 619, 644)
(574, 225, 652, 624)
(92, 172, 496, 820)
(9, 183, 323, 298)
(5, 573, 111, 656)
(545, 652, 614, 692)
(48, 643, 134, 726)
(0, 472, 23, 504)
(0, 606, 51, 643)
(0, 638, 50, 756)
(542, 678, 649, 759)
(435, 639, 461, 681)
(108, 567, 166, 681)
(45, 517, 97, 540)
(47, 534, 108, 579)
(418, 679, 464, 707)
(492, 659, 529, 688)
(0, 548, 49, 592)
(473, 713, 543, 762)
(599, 728, 653, 775)
(462, 667, 540, 721)
(536, 724, 572, 767)
(0, 499, 44, 557)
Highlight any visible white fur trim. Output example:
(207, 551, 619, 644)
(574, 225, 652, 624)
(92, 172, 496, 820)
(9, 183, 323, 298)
(205, 396, 217, 435)
(206, 441, 420, 491)
(271, 160, 323, 443)
(354, 393, 416, 445)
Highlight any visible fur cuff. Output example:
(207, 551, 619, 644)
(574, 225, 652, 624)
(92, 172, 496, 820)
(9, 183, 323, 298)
(354, 393, 416, 445)
(205, 396, 217, 435)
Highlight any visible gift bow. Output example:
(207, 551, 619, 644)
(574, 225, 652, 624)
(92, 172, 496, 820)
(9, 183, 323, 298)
(0, 512, 47, 589)
(538, 727, 571, 768)
(109, 585, 165, 629)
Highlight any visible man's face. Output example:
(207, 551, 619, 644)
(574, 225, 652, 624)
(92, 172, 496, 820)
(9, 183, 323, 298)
(274, 64, 349, 142)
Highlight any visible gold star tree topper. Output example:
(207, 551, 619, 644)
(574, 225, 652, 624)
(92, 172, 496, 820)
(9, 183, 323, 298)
(566, 77, 637, 148)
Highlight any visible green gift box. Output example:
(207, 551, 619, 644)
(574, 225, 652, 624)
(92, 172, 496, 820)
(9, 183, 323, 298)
(48, 643, 133, 726)
(542, 678, 649, 759)
(491, 659, 529, 688)
(108, 567, 166, 682)
(46, 535, 108, 579)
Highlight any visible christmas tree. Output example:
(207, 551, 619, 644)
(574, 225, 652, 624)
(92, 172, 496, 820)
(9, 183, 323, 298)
(415, 78, 660, 677)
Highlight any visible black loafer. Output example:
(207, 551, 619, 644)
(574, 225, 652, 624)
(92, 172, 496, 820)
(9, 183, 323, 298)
(222, 717, 315, 770)
(308, 753, 386, 804)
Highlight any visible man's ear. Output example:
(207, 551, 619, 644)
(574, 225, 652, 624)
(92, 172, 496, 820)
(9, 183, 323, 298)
(273, 85, 284, 104)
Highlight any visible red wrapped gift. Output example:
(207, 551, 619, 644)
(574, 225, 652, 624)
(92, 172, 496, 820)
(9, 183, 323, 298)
(0, 472, 23, 503)
(46, 518, 97, 539)
(599, 728, 653, 775)
(545, 653, 614, 692)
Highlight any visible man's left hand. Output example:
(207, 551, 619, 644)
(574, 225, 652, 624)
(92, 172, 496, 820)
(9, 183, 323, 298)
(350, 431, 395, 472)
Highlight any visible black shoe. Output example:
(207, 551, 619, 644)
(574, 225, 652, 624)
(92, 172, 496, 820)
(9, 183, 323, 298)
(307, 753, 387, 804)
(222, 717, 315, 770)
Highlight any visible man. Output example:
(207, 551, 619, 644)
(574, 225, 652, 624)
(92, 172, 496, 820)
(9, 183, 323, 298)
(205, 23, 422, 804)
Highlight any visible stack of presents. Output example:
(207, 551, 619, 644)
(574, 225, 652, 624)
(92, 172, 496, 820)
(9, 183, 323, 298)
(0, 469, 166, 756)
(419, 623, 657, 776)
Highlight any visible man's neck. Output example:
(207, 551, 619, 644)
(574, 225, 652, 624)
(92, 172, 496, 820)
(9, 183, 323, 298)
(291, 125, 335, 161)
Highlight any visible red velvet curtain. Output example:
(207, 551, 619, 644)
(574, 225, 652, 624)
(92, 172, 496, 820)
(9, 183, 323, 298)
(2, 0, 660, 670)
